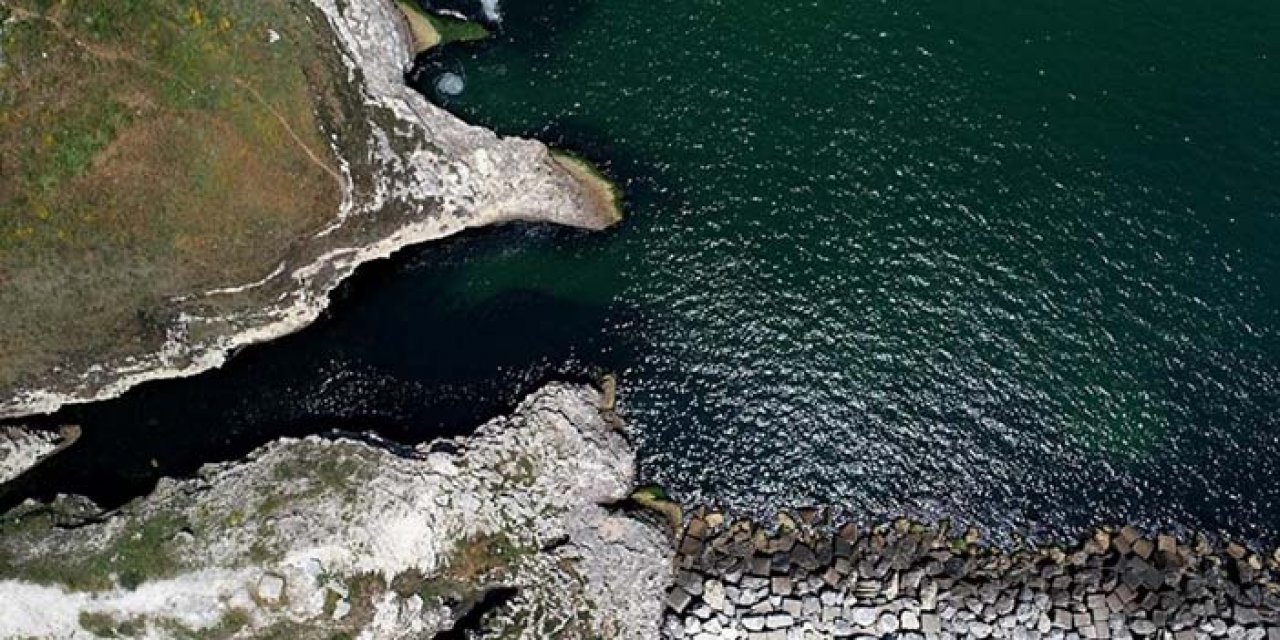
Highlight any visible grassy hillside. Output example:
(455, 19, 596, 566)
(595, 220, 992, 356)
(0, 0, 347, 391)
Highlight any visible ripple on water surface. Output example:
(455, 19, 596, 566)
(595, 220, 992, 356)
(6, 0, 1275, 543)
(422, 0, 1280, 540)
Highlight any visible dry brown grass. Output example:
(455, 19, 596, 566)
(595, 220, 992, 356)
(0, 0, 347, 393)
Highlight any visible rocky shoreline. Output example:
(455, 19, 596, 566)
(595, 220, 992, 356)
(0, 425, 79, 485)
(0, 384, 668, 638)
(663, 510, 1280, 639)
(0, 0, 621, 420)
(3, 381, 1280, 638)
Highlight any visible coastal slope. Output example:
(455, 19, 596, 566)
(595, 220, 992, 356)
(0, 0, 621, 419)
(0, 384, 669, 638)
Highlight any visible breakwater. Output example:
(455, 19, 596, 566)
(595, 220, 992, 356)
(664, 510, 1280, 639)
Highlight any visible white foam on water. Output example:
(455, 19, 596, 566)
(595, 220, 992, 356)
(436, 72, 465, 95)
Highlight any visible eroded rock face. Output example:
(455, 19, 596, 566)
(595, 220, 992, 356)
(0, 0, 619, 419)
(0, 426, 71, 485)
(0, 384, 670, 638)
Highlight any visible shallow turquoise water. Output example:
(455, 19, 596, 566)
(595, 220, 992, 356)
(414, 0, 1280, 537)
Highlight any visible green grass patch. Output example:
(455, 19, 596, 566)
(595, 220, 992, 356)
(390, 532, 534, 607)
(156, 608, 251, 640)
(0, 512, 185, 591)
(271, 451, 365, 501)
(78, 611, 147, 638)
(35, 102, 130, 195)
(0, 0, 348, 393)
(425, 12, 491, 44)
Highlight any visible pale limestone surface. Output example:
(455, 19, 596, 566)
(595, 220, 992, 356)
(0, 384, 670, 639)
(0, 427, 60, 485)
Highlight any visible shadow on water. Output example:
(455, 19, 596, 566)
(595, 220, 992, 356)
(490, 0, 599, 57)
(0, 225, 642, 514)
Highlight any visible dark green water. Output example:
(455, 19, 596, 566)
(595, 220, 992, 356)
(5, 0, 1278, 543)
(414, 0, 1280, 537)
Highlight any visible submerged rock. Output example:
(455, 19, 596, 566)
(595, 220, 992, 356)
(436, 71, 467, 96)
(0, 384, 670, 638)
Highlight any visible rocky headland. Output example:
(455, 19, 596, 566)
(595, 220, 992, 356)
(0, 384, 668, 638)
(0, 0, 621, 419)
(3, 380, 1280, 638)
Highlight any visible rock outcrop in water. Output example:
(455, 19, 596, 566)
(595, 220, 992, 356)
(0, 384, 668, 638)
(664, 510, 1280, 639)
(0, 426, 77, 486)
(0, 0, 621, 419)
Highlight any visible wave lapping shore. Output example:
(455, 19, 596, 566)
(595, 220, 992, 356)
(664, 510, 1280, 639)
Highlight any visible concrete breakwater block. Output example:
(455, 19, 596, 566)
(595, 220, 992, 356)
(663, 510, 1280, 639)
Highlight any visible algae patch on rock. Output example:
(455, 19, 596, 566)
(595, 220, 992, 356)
(396, 0, 443, 52)
(551, 150, 626, 228)
(395, 1, 490, 53)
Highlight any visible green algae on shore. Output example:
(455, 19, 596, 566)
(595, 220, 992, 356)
(551, 149, 625, 227)
(395, 1, 442, 52)
(394, 1, 490, 53)
(426, 12, 490, 45)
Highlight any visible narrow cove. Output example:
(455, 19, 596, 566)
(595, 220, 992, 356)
(0, 224, 636, 513)
(5, 0, 1279, 546)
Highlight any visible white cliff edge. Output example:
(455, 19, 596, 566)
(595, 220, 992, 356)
(0, 0, 620, 419)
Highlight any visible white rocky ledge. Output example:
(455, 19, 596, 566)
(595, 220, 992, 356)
(0, 384, 670, 639)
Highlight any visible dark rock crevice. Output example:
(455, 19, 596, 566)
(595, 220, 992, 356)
(434, 586, 520, 640)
